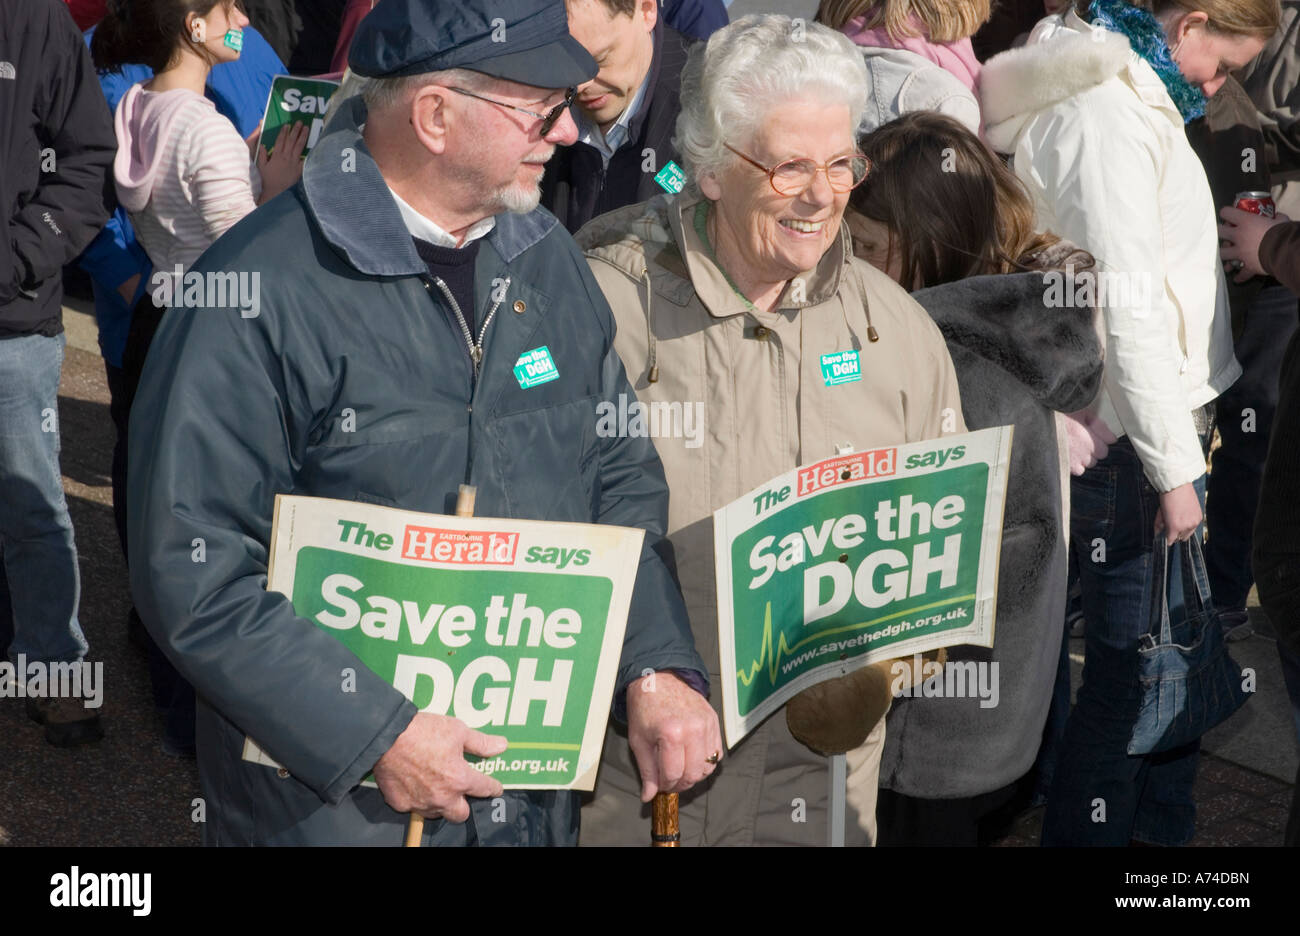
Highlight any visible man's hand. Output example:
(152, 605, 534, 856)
(1063, 409, 1117, 475)
(626, 670, 722, 803)
(1154, 482, 1202, 545)
(372, 712, 507, 822)
(1219, 206, 1290, 282)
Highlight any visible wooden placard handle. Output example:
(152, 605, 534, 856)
(404, 484, 478, 847)
(651, 792, 680, 847)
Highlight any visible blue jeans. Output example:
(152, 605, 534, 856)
(1206, 286, 1299, 610)
(0, 333, 86, 666)
(1042, 431, 1209, 846)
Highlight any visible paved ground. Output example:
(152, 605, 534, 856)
(0, 301, 1293, 847)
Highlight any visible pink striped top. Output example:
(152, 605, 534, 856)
(113, 85, 260, 273)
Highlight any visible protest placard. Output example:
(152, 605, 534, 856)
(257, 75, 340, 157)
(242, 495, 643, 790)
(714, 427, 1013, 745)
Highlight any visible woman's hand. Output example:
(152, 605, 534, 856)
(1219, 206, 1290, 283)
(255, 121, 309, 205)
(1154, 482, 1202, 544)
(1063, 409, 1118, 475)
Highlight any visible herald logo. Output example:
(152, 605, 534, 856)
(402, 526, 519, 565)
(796, 448, 896, 497)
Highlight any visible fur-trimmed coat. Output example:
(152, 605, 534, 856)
(879, 269, 1103, 798)
(980, 9, 1239, 495)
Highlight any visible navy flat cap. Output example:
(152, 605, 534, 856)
(349, 0, 598, 89)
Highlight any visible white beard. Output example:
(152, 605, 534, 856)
(491, 177, 543, 214)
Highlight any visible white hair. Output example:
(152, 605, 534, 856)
(360, 67, 493, 115)
(674, 15, 869, 186)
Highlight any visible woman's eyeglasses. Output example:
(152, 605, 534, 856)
(724, 143, 870, 196)
(447, 86, 576, 136)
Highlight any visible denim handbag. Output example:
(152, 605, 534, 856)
(1127, 535, 1251, 755)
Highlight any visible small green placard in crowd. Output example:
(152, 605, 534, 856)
(257, 75, 341, 158)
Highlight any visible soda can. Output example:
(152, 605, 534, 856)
(1235, 191, 1277, 218)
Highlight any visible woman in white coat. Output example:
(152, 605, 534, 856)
(979, 0, 1278, 846)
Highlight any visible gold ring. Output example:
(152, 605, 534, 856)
(706, 751, 720, 765)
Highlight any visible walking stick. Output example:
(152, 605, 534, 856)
(652, 792, 680, 847)
(404, 483, 477, 848)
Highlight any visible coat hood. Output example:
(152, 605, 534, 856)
(841, 14, 981, 94)
(113, 84, 210, 213)
(980, 13, 1132, 153)
(911, 270, 1102, 414)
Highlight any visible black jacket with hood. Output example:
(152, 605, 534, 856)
(0, 0, 116, 338)
(540, 18, 691, 234)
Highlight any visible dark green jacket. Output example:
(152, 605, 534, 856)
(127, 98, 705, 846)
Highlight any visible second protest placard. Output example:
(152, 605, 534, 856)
(715, 427, 1012, 746)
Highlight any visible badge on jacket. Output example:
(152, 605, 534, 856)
(514, 346, 560, 389)
(820, 350, 861, 386)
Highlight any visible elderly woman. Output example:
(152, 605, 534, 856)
(576, 15, 965, 846)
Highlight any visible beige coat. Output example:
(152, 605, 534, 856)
(576, 193, 965, 845)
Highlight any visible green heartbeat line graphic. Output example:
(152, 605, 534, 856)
(736, 603, 795, 689)
(735, 595, 977, 689)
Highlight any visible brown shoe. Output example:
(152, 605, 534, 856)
(25, 697, 104, 747)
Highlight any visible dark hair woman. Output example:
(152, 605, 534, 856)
(93, 0, 307, 274)
(844, 111, 1105, 845)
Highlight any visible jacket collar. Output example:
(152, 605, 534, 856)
(665, 192, 849, 319)
(302, 95, 560, 276)
(624, 16, 667, 149)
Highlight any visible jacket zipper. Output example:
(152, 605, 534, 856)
(428, 275, 510, 379)
(422, 274, 512, 488)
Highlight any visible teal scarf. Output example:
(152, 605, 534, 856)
(1089, 0, 1206, 122)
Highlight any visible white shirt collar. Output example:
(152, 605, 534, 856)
(386, 185, 495, 248)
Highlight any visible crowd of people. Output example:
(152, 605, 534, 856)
(2, 0, 1299, 847)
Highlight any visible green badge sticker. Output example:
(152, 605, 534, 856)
(514, 346, 560, 389)
(223, 28, 244, 51)
(820, 350, 861, 386)
(654, 161, 686, 195)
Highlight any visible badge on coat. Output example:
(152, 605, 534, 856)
(514, 346, 560, 389)
(654, 161, 686, 195)
(820, 350, 861, 386)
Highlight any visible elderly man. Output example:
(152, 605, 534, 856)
(540, 0, 694, 232)
(128, 0, 720, 846)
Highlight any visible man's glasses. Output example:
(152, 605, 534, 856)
(724, 143, 870, 196)
(447, 86, 576, 136)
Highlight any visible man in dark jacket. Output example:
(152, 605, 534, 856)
(0, 0, 115, 745)
(128, 0, 720, 846)
(541, 0, 692, 233)
(1223, 206, 1300, 847)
